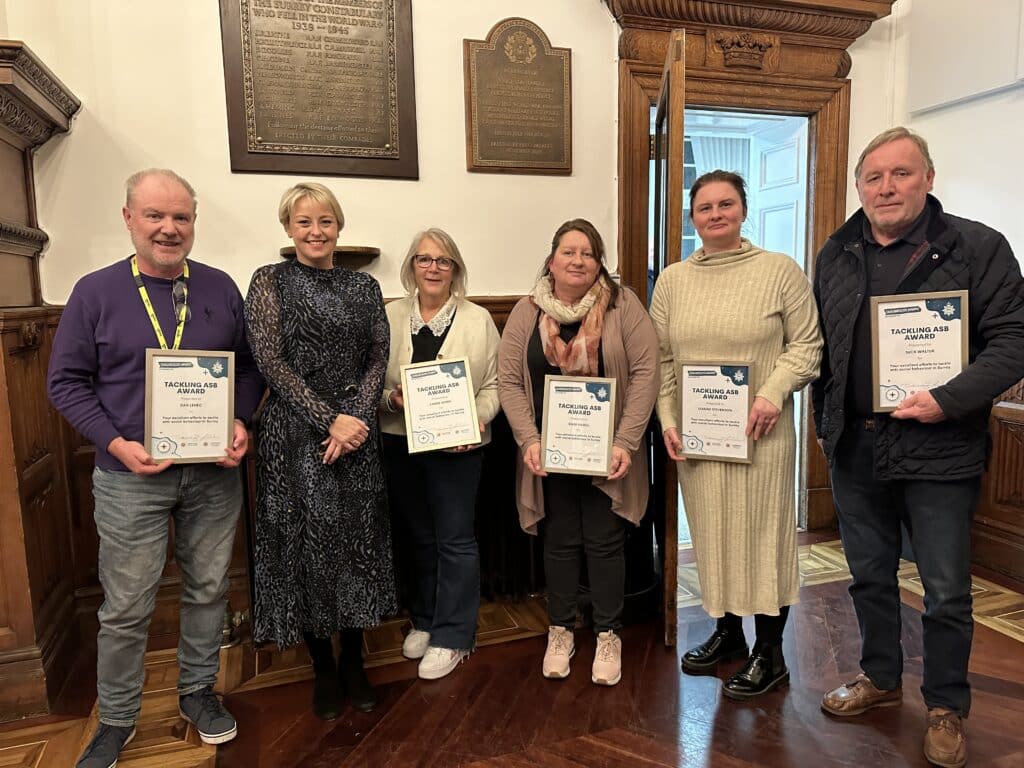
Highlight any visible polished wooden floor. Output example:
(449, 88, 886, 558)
(209, 579, 1024, 767)
(4, 556, 1024, 767)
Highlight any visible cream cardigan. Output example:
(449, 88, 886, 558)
(379, 295, 501, 444)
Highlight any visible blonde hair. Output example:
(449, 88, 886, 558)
(125, 169, 197, 212)
(277, 182, 345, 229)
(400, 228, 468, 298)
(855, 127, 935, 179)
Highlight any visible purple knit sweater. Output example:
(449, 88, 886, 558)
(48, 256, 265, 471)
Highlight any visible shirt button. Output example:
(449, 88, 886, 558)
(931, 253, 940, 260)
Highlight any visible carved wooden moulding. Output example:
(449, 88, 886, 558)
(0, 40, 80, 148)
(604, 0, 895, 40)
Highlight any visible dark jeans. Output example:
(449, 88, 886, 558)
(831, 423, 978, 715)
(542, 473, 626, 634)
(382, 435, 482, 651)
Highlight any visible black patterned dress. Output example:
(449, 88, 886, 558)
(245, 259, 396, 648)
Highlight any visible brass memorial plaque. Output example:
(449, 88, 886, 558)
(464, 18, 571, 175)
(219, 0, 418, 178)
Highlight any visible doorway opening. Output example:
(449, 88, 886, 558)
(648, 107, 811, 545)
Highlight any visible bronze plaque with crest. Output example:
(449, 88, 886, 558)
(464, 18, 571, 175)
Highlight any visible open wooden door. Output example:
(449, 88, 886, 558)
(652, 29, 685, 648)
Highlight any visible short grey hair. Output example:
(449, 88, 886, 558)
(400, 228, 468, 298)
(125, 169, 197, 212)
(278, 182, 345, 229)
(855, 126, 935, 179)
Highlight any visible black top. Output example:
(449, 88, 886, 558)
(411, 309, 455, 364)
(527, 317, 604, 431)
(846, 208, 931, 417)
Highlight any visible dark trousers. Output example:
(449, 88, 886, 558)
(382, 435, 483, 651)
(831, 423, 978, 715)
(542, 473, 626, 634)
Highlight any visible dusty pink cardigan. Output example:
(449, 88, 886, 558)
(497, 287, 659, 534)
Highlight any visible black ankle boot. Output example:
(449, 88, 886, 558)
(339, 629, 376, 713)
(722, 643, 789, 700)
(681, 627, 749, 674)
(304, 633, 341, 720)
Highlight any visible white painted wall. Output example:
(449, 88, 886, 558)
(5, 0, 619, 303)
(846, 0, 1024, 258)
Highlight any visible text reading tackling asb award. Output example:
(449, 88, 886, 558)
(540, 375, 616, 476)
(871, 290, 969, 412)
(145, 349, 235, 463)
(679, 362, 753, 463)
(401, 357, 481, 453)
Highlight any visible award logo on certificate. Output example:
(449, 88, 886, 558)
(401, 356, 481, 453)
(144, 349, 235, 463)
(871, 290, 969, 412)
(678, 362, 753, 463)
(540, 375, 616, 476)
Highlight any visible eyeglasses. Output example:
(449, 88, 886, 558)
(413, 254, 454, 271)
(172, 277, 191, 323)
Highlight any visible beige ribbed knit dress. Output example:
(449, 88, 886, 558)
(649, 240, 823, 617)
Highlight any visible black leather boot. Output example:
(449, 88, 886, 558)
(339, 629, 377, 713)
(681, 626, 749, 674)
(304, 633, 341, 721)
(722, 643, 789, 700)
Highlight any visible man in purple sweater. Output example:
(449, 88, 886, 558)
(48, 169, 264, 768)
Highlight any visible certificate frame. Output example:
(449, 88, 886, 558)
(540, 374, 616, 476)
(144, 348, 235, 464)
(678, 360, 754, 464)
(870, 290, 969, 412)
(401, 356, 481, 453)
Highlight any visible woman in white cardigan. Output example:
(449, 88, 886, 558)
(379, 227, 501, 680)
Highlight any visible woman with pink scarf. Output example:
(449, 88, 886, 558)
(498, 219, 658, 687)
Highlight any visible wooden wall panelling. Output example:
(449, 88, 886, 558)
(0, 40, 81, 721)
(974, 400, 1024, 581)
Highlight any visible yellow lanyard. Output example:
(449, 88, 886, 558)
(131, 256, 189, 350)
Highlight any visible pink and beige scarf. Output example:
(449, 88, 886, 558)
(529, 275, 611, 377)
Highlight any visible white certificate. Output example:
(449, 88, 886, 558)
(678, 362, 753, 463)
(401, 356, 481, 453)
(145, 349, 235, 463)
(540, 375, 616, 476)
(871, 290, 969, 412)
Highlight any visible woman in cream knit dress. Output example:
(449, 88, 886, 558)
(650, 170, 822, 700)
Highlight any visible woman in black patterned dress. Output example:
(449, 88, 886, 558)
(245, 182, 396, 719)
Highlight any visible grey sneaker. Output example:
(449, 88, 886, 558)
(178, 686, 237, 745)
(76, 723, 135, 768)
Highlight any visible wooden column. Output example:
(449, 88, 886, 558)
(0, 40, 81, 720)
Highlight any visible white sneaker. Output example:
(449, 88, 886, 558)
(402, 628, 430, 660)
(542, 626, 575, 679)
(418, 646, 468, 680)
(592, 630, 622, 686)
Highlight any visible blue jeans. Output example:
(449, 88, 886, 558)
(92, 465, 242, 726)
(382, 435, 482, 651)
(830, 424, 978, 715)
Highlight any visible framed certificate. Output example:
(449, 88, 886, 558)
(145, 349, 235, 463)
(871, 290, 969, 412)
(401, 356, 481, 453)
(540, 375, 616, 476)
(678, 361, 753, 463)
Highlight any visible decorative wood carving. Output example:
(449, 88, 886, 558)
(606, 0, 894, 39)
(713, 31, 774, 69)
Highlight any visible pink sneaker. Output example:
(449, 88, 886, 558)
(542, 626, 575, 679)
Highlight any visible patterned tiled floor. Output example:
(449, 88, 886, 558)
(679, 538, 1024, 644)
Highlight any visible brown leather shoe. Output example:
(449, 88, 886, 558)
(924, 708, 966, 768)
(821, 673, 902, 716)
